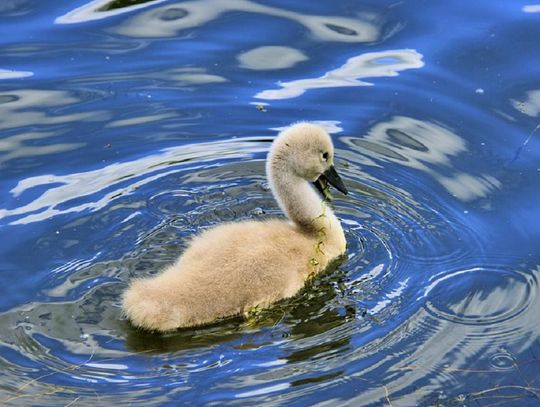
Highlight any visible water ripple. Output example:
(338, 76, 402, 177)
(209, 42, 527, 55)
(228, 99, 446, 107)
(2, 2, 540, 403)
(423, 266, 537, 329)
(0, 127, 539, 405)
(0, 138, 266, 225)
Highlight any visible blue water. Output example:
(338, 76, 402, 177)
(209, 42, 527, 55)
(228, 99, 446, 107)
(1, 0, 540, 405)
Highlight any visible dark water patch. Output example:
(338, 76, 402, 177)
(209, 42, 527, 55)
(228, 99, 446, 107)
(324, 23, 358, 36)
(157, 7, 189, 21)
(98, 0, 159, 13)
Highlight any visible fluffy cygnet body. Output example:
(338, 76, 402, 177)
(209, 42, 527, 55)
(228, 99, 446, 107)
(122, 123, 348, 331)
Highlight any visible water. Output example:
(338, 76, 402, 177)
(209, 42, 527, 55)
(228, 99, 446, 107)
(1, 0, 539, 405)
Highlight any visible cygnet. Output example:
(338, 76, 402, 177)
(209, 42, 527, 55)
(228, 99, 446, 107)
(122, 123, 348, 331)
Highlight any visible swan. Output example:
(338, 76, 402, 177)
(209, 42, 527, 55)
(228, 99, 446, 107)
(122, 122, 348, 331)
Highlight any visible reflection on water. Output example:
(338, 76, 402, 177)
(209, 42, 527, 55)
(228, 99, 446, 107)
(325, 263, 540, 406)
(61, 0, 382, 43)
(0, 131, 84, 168)
(348, 116, 465, 169)
(523, 5, 540, 13)
(106, 112, 177, 128)
(255, 49, 424, 100)
(512, 89, 540, 117)
(0, 89, 107, 170)
(66, 66, 227, 89)
(423, 266, 537, 328)
(0, 89, 104, 130)
(0, 138, 266, 225)
(238, 46, 308, 71)
(344, 116, 501, 201)
(0, 69, 33, 79)
(2, 0, 540, 405)
(166, 67, 228, 85)
(438, 173, 501, 202)
(55, 0, 168, 24)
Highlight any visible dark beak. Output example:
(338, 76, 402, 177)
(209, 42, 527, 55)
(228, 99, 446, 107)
(313, 165, 348, 198)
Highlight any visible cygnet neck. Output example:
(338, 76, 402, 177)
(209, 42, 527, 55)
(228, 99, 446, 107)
(267, 158, 339, 234)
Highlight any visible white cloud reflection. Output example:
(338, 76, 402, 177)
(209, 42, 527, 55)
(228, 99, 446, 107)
(523, 5, 540, 12)
(255, 49, 424, 100)
(0, 69, 33, 79)
(67, 66, 227, 89)
(511, 89, 540, 117)
(0, 131, 84, 166)
(0, 89, 104, 130)
(106, 113, 177, 128)
(238, 46, 308, 70)
(0, 138, 266, 225)
(344, 116, 501, 202)
(438, 173, 501, 202)
(59, 0, 381, 43)
(167, 67, 228, 84)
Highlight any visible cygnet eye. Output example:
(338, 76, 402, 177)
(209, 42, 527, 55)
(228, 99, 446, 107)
(322, 152, 329, 161)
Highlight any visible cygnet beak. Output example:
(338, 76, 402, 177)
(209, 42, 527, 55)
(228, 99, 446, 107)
(323, 165, 348, 194)
(313, 165, 348, 197)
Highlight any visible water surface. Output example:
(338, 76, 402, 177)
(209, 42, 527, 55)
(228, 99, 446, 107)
(1, 0, 540, 405)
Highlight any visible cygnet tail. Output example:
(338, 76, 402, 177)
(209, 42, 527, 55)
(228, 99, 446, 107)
(122, 278, 184, 332)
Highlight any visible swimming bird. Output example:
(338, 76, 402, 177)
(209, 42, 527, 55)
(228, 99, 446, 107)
(122, 123, 348, 332)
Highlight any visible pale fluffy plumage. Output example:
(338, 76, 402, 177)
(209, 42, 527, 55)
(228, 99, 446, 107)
(122, 123, 347, 331)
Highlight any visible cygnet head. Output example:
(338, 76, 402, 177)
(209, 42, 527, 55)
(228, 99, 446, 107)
(268, 122, 348, 194)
